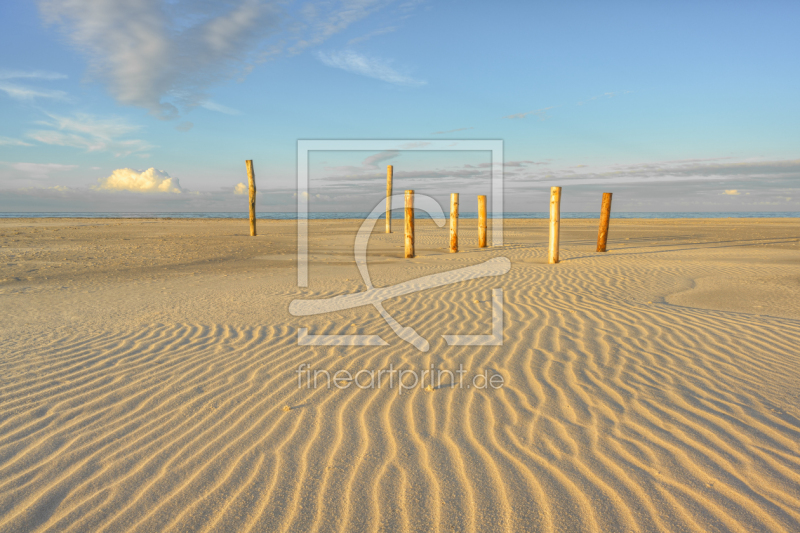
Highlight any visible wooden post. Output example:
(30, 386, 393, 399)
(548, 186, 561, 264)
(246, 160, 256, 236)
(478, 195, 487, 248)
(404, 190, 414, 258)
(385, 165, 393, 233)
(449, 193, 459, 253)
(596, 192, 613, 252)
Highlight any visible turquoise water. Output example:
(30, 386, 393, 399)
(1, 211, 798, 219)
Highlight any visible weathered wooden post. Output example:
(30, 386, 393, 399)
(405, 190, 414, 258)
(478, 194, 487, 248)
(449, 193, 459, 253)
(596, 192, 612, 252)
(548, 186, 561, 264)
(246, 160, 256, 236)
(385, 165, 393, 233)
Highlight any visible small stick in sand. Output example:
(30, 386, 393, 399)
(246, 160, 256, 236)
(596, 192, 613, 252)
(478, 194, 487, 248)
(450, 193, 459, 253)
(386, 165, 393, 233)
(548, 186, 561, 264)
(405, 190, 415, 258)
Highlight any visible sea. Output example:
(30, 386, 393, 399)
(1, 212, 798, 220)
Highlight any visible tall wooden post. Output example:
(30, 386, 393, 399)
(449, 193, 459, 253)
(404, 190, 414, 258)
(548, 186, 561, 264)
(478, 195, 487, 248)
(385, 165, 393, 233)
(246, 160, 256, 236)
(596, 192, 613, 252)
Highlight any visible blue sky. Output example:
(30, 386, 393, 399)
(0, 0, 798, 212)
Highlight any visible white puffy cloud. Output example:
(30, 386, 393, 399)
(234, 182, 248, 194)
(94, 168, 182, 193)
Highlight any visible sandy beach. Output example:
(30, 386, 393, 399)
(1, 216, 799, 532)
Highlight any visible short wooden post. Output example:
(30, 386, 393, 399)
(449, 193, 459, 253)
(246, 160, 256, 236)
(385, 165, 393, 233)
(478, 195, 487, 248)
(548, 186, 561, 264)
(596, 192, 613, 252)
(404, 190, 414, 258)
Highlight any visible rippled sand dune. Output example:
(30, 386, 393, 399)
(1, 217, 799, 532)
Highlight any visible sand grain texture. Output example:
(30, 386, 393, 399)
(1, 218, 799, 532)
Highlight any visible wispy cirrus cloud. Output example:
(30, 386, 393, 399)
(27, 113, 153, 156)
(8, 162, 77, 180)
(0, 69, 70, 102)
(316, 50, 426, 86)
(503, 106, 555, 120)
(0, 83, 69, 102)
(362, 151, 400, 168)
(432, 127, 473, 135)
(0, 70, 67, 81)
(502, 157, 800, 189)
(39, 0, 278, 118)
(200, 101, 241, 115)
(577, 90, 632, 105)
(39, 0, 419, 118)
(0, 137, 33, 147)
(347, 26, 397, 45)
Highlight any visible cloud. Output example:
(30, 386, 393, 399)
(175, 121, 194, 132)
(347, 26, 397, 45)
(27, 112, 152, 156)
(400, 141, 431, 149)
(0, 82, 69, 102)
(723, 189, 740, 195)
(38, 0, 283, 118)
(502, 157, 800, 190)
(94, 168, 182, 193)
(234, 182, 248, 194)
(0, 70, 70, 102)
(432, 127, 473, 135)
(316, 50, 426, 86)
(0, 137, 33, 147)
(577, 91, 631, 106)
(287, 1, 406, 55)
(0, 70, 68, 80)
(200, 101, 241, 115)
(9, 162, 77, 179)
(503, 106, 555, 120)
(39, 0, 415, 118)
(363, 151, 400, 168)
